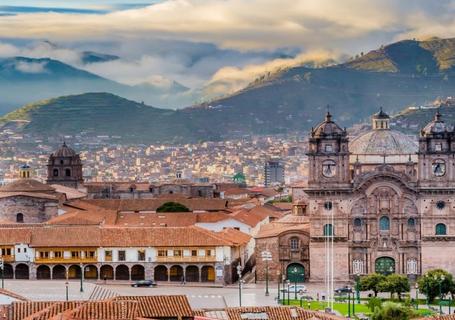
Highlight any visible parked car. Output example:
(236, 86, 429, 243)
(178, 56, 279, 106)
(282, 284, 307, 294)
(131, 280, 157, 288)
(334, 286, 352, 294)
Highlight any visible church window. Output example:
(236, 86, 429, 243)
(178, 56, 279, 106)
(65, 168, 71, 177)
(16, 213, 24, 223)
(324, 201, 333, 210)
(352, 259, 364, 275)
(325, 144, 333, 152)
(354, 218, 362, 228)
(60, 160, 64, 165)
(436, 201, 445, 210)
(290, 237, 299, 251)
(436, 223, 447, 235)
(323, 224, 334, 236)
(379, 216, 390, 231)
(53, 169, 59, 177)
(406, 259, 418, 275)
(407, 218, 416, 229)
(435, 143, 442, 151)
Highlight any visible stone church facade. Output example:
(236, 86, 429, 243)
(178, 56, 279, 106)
(287, 109, 455, 282)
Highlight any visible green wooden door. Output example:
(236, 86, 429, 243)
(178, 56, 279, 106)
(287, 263, 305, 282)
(375, 257, 395, 275)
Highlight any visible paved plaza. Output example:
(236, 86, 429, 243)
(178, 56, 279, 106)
(1, 279, 423, 309)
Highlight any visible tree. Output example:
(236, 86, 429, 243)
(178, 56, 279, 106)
(418, 269, 454, 303)
(371, 302, 414, 320)
(156, 201, 190, 213)
(360, 273, 386, 297)
(379, 274, 410, 300)
(367, 297, 383, 313)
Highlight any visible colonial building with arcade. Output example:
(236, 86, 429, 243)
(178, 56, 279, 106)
(257, 108, 455, 283)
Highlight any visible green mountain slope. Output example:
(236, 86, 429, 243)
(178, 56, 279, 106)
(5, 38, 455, 144)
(0, 93, 199, 143)
(196, 37, 455, 129)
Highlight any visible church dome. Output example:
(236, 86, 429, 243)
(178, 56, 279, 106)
(351, 108, 417, 155)
(0, 179, 55, 193)
(350, 130, 418, 155)
(311, 111, 345, 138)
(52, 142, 77, 157)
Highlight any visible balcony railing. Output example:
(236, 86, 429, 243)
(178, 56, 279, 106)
(156, 256, 217, 263)
(35, 257, 98, 264)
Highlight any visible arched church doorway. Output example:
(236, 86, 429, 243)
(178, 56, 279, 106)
(286, 263, 305, 282)
(375, 257, 395, 275)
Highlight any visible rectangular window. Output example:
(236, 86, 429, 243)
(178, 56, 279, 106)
(6, 248, 11, 256)
(17, 248, 21, 253)
(174, 250, 182, 257)
(71, 251, 79, 258)
(191, 250, 197, 257)
(118, 250, 126, 261)
(86, 251, 95, 259)
(206, 249, 214, 257)
(40, 251, 49, 258)
(325, 144, 333, 152)
(137, 250, 145, 261)
(105, 250, 112, 261)
(158, 250, 167, 257)
(435, 143, 442, 151)
(54, 251, 63, 258)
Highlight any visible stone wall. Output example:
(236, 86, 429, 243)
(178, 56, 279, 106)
(0, 196, 58, 223)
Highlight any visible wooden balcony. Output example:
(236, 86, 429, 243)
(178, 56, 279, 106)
(155, 256, 217, 263)
(0, 255, 15, 263)
(35, 257, 98, 264)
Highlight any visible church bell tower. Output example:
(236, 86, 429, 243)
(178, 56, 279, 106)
(307, 111, 351, 189)
(46, 142, 84, 188)
(418, 110, 455, 188)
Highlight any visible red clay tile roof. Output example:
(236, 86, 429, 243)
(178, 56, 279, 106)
(195, 306, 342, 320)
(114, 295, 193, 318)
(215, 228, 251, 246)
(73, 198, 229, 212)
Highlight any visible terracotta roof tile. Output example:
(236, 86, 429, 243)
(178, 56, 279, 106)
(114, 295, 193, 318)
(74, 198, 229, 212)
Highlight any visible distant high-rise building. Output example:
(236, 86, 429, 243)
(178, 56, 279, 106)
(264, 159, 284, 187)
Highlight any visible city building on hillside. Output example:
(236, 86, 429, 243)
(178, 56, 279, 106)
(264, 159, 285, 187)
(46, 142, 84, 188)
(288, 109, 455, 282)
(84, 180, 214, 199)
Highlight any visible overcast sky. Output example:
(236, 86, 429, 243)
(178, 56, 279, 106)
(1, 0, 455, 92)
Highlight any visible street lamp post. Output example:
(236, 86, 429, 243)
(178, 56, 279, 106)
(236, 264, 243, 307)
(286, 280, 290, 305)
(434, 274, 445, 315)
(415, 283, 419, 310)
(261, 251, 272, 296)
(65, 281, 69, 301)
(80, 263, 84, 293)
(0, 258, 4, 289)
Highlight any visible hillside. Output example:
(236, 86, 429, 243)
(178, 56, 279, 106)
(0, 93, 199, 144)
(196, 37, 455, 129)
(0, 57, 191, 113)
(4, 38, 455, 144)
(392, 100, 455, 133)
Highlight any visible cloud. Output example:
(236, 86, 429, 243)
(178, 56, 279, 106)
(0, 0, 454, 53)
(14, 60, 47, 73)
(204, 50, 341, 98)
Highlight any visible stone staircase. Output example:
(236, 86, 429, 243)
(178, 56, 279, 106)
(88, 285, 119, 301)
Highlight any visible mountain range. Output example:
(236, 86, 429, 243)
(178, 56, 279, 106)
(0, 56, 192, 114)
(3, 37, 455, 143)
